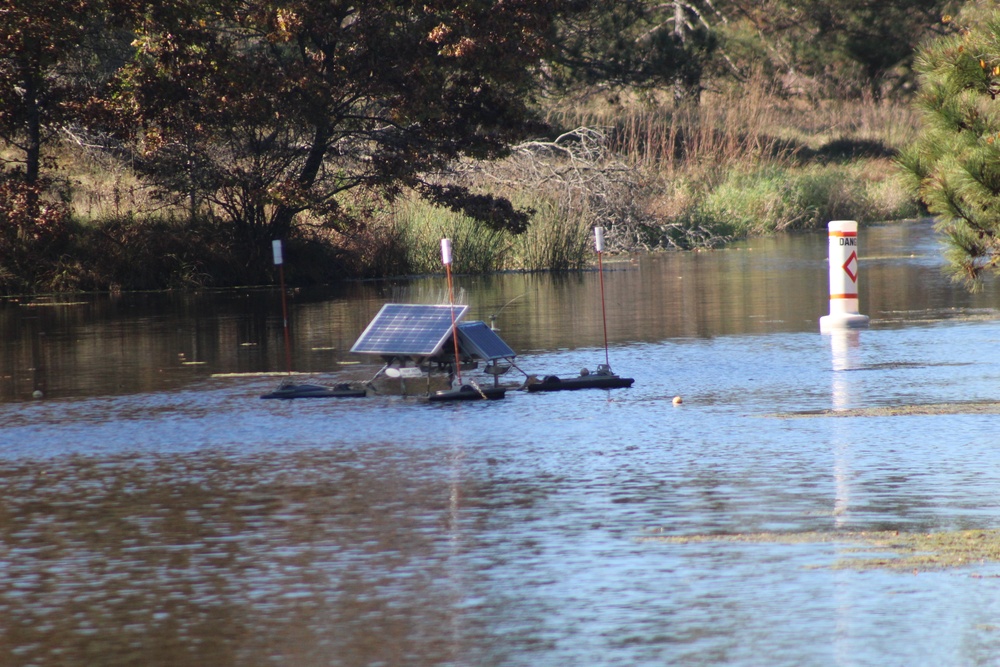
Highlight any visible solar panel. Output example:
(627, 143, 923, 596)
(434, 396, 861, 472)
(457, 321, 516, 360)
(350, 303, 469, 356)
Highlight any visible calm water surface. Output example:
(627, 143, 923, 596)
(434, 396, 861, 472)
(3, 221, 1000, 666)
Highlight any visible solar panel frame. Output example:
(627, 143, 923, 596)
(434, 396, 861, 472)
(350, 303, 469, 356)
(457, 321, 516, 360)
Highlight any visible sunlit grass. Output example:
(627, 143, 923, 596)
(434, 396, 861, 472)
(5, 83, 927, 291)
(389, 193, 592, 275)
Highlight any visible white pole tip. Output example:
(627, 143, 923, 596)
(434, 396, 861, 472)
(441, 238, 453, 266)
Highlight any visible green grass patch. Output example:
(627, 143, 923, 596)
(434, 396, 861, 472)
(663, 159, 921, 239)
(392, 193, 593, 275)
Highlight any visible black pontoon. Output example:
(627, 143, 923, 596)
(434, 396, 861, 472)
(524, 364, 634, 392)
(261, 380, 367, 399)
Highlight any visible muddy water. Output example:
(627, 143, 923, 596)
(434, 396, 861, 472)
(3, 220, 1000, 666)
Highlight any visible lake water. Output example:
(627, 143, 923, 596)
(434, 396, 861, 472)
(2, 220, 1000, 666)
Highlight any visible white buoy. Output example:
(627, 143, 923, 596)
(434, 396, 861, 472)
(819, 220, 869, 333)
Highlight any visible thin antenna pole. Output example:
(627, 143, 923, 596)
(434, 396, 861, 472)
(442, 239, 462, 385)
(273, 240, 292, 375)
(595, 227, 610, 368)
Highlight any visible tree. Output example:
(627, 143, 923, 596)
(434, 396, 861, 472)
(99, 0, 583, 265)
(0, 0, 135, 294)
(723, 0, 957, 98)
(0, 0, 133, 186)
(0, 0, 74, 187)
(899, 9, 1000, 289)
(548, 0, 718, 102)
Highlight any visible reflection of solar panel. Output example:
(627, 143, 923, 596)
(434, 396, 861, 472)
(351, 303, 469, 356)
(458, 321, 516, 360)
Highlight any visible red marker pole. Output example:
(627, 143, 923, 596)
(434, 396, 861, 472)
(273, 239, 293, 375)
(441, 238, 462, 385)
(595, 227, 610, 368)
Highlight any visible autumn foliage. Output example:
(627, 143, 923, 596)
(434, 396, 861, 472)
(0, 173, 73, 292)
(0, 0, 961, 293)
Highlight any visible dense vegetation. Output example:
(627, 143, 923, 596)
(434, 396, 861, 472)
(900, 4, 1000, 290)
(0, 0, 966, 293)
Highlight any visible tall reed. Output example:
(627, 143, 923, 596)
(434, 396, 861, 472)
(389, 192, 593, 275)
(511, 195, 592, 271)
(396, 199, 513, 274)
(551, 75, 794, 176)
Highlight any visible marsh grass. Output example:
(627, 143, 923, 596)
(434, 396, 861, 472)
(510, 195, 593, 271)
(6, 84, 925, 291)
(385, 193, 592, 276)
(550, 89, 923, 240)
(694, 161, 922, 235)
(395, 199, 512, 274)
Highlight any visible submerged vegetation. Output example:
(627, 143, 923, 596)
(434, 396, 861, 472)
(643, 529, 1000, 572)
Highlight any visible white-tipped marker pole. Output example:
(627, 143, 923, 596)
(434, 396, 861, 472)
(442, 238, 462, 385)
(272, 240, 293, 374)
(819, 220, 869, 333)
(595, 227, 610, 368)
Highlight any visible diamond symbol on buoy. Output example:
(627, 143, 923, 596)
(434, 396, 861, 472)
(842, 251, 858, 283)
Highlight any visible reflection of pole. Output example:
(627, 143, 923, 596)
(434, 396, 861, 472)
(30, 323, 46, 399)
(830, 330, 860, 526)
(273, 240, 292, 375)
(829, 327, 861, 661)
(442, 239, 462, 385)
(820, 220, 869, 333)
(595, 227, 610, 368)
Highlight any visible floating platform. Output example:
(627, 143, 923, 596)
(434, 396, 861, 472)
(260, 382, 367, 399)
(428, 385, 507, 402)
(525, 372, 634, 392)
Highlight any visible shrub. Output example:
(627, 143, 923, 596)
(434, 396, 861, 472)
(0, 174, 75, 294)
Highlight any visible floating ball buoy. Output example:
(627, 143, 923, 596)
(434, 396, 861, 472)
(672, 395, 683, 406)
(32, 390, 43, 399)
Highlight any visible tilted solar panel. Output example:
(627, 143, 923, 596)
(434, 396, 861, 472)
(457, 321, 516, 360)
(350, 303, 469, 356)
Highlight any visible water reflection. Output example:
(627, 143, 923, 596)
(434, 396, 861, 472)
(0, 451, 489, 667)
(3, 221, 1000, 666)
(2, 221, 997, 402)
(828, 330, 861, 530)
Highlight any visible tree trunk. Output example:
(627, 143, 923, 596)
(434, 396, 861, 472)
(23, 50, 42, 214)
(672, 1, 691, 105)
(22, 45, 42, 188)
(270, 120, 332, 238)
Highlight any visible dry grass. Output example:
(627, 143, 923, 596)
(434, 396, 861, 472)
(3, 83, 926, 290)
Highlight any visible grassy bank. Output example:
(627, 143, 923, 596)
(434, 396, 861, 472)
(3, 88, 924, 293)
(549, 90, 922, 244)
